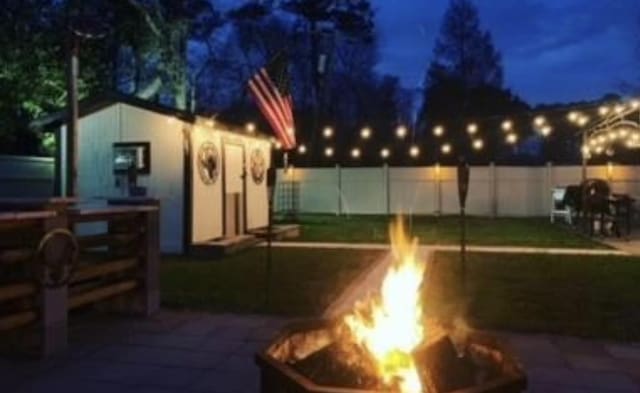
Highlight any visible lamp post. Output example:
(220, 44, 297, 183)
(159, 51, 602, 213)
(64, 16, 107, 197)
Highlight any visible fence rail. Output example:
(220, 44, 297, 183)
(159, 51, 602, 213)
(0, 198, 159, 357)
(275, 164, 640, 217)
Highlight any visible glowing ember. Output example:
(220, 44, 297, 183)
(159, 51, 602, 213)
(343, 218, 426, 393)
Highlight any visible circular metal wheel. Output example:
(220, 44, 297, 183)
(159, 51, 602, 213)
(33, 229, 80, 289)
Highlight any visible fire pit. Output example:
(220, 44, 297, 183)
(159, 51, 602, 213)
(256, 319, 526, 393)
(255, 219, 526, 393)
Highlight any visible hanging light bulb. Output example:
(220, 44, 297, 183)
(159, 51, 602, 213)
(614, 104, 625, 114)
(245, 122, 256, 133)
(577, 115, 590, 127)
(607, 131, 617, 141)
(506, 133, 518, 144)
(501, 120, 513, 132)
(619, 128, 629, 138)
(441, 143, 452, 154)
(351, 148, 361, 158)
(597, 135, 606, 144)
(472, 139, 484, 150)
(323, 126, 334, 138)
(589, 138, 598, 147)
(581, 145, 590, 157)
(297, 144, 307, 154)
(433, 125, 445, 137)
(534, 116, 546, 128)
(541, 125, 553, 137)
(396, 125, 408, 139)
(360, 127, 372, 139)
(631, 100, 640, 109)
(595, 145, 604, 154)
(568, 111, 579, 122)
(274, 141, 283, 150)
(632, 132, 640, 141)
(324, 147, 334, 157)
(599, 106, 610, 116)
(467, 123, 478, 135)
(409, 145, 420, 158)
(380, 148, 390, 159)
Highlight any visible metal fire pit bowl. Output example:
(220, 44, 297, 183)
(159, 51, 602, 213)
(255, 319, 527, 393)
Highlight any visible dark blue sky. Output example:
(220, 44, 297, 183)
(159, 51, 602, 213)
(373, 0, 639, 104)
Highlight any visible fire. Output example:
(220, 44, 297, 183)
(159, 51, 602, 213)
(343, 218, 426, 393)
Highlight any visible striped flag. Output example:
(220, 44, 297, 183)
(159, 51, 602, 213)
(248, 52, 296, 150)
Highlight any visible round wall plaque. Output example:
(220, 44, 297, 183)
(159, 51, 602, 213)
(197, 142, 219, 185)
(250, 148, 266, 185)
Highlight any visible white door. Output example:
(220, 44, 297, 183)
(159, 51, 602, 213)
(224, 144, 245, 236)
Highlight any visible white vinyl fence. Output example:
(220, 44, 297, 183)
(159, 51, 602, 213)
(275, 164, 640, 217)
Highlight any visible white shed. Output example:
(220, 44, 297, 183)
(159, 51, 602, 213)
(52, 94, 272, 254)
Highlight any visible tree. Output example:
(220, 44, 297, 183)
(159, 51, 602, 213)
(418, 0, 528, 163)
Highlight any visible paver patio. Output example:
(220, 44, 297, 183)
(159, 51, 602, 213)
(2, 310, 640, 393)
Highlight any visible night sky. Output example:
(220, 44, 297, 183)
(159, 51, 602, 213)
(373, 0, 639, 104)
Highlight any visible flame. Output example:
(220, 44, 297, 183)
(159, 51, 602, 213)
(343, 218, 426, 393)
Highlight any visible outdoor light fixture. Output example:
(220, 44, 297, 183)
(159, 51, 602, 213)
(396, 125, 408, 139)
(380, 148, 390, 159)
(599, 106, 610, 116)
(506, 133, 518, 144)
(534, 116, 546, 128)
(246, 122, 256, 133)
(541, 125, 552, 136)
(501, 120, 513, 132)
(297, 144, 307, 154)
(409, 145, 420, 158)
(441, 143, 452, 154)
(467, 123, 478, 135)
(433, 125, 445, 137)
(323, 127, 334, 138)
(324, 147, 334, 157)
(472, 139, 484, 150)
(360, 127, 372, 139)
(351, 148, 361, 158)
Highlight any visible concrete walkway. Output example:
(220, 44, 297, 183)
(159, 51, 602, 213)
(267, 241, 630, 256)
(2, 310, 640, 393)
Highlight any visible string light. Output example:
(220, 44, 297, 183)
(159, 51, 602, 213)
(472, 139, 484, 150)
(323, 127, 334, 139)
(581, 145, 590, 157)
(597, 135, 606, 143)
(324, 147, 334, 157)
(541, 125, 553, 137)
(506, 133, 518, 144)
(501, 120, 513, 132)
(614, 104, 625, 114)
(360, 127, 372, 140)
(568, 112, 579, 122)
(467, 123, 478, 135)
(599, 106, 610, 116)
(589, 139, 598, 147)
(396, 125, 408, 139)
(351, 148, 361, 158)
(433, 125, 445, 137)
(619, 128, 629, 138)
(297, 144, 306, 154)
(632, 100, 640, 109)
(632, 132, 640, 141)
(274, 141, 283, 150)
(534, 116, 546, 128)
(245, 122, 256, 133)
(577, 115, 590, 127)
(441, 143, 452, 154)
(595, 146, 604, 154)
(607, 131, 617, 141)
(380, 148, 390, 159)
(409, 145, 420, 158)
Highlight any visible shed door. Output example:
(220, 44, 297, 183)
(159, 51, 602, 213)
(224, 143, 245, 237)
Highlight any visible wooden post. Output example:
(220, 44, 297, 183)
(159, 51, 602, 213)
(336, 164, 342, 216)
(40, 207, 69, 357)
(138, 207, 160, 316)
(490, 162, 497, 218)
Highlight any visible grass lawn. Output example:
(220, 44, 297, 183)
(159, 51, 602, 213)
(160, 247, 384, 317)
(282, 214, 606, 249)
(425, 251, 640, 341)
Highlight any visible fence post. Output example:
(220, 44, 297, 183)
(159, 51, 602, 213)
(545, 162, 553, 214)
(40, 206, 69, 357)
(384, 164, 390, 215)
(490, 162, 497, 218)
(336, 164, 342, 216)
(435, 163, 442, 215)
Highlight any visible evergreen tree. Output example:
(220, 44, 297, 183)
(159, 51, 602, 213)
(418, 0, 528, 164)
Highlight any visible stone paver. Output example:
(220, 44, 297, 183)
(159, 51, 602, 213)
(2, 310, 640, 392)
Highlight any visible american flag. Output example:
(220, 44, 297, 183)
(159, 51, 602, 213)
(248, 53, 296, 150)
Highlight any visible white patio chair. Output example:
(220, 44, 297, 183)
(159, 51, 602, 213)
(550, 187, 572, 224)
